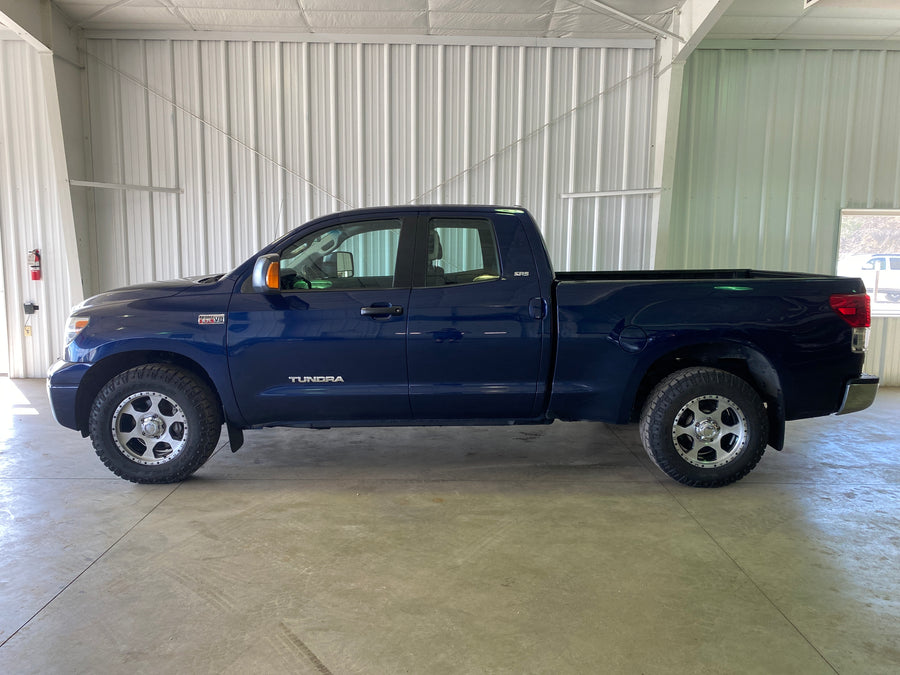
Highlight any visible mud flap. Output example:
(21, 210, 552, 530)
(227, 423, 245, 453)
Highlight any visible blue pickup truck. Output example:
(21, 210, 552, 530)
(48, 205, 878, 487)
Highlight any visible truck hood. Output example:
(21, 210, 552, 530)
(74, 276, 222, 311)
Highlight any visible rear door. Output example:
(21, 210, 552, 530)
(405, 211, 549, 420)
(227, 215, 415, 425)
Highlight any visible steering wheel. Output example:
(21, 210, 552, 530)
(280, 268, 312, 290)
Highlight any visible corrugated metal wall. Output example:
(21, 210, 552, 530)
(0, 40, 79, 378)
(670, 46, 900, 385)
(867, 318, 900, 385)
(82, 37, 656, 293)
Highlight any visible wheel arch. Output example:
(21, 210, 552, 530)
(631, 342, 786, 450)
(74, 351, 223, 435)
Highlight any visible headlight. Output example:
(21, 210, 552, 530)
(65, 316, 90, 345)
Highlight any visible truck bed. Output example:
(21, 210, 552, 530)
(550, 269, 868, 426)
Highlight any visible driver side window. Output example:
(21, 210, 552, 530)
(279, 219, 402, 291)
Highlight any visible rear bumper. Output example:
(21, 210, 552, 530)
(835, 374, 879, 415)
(47, 360, 91, 430)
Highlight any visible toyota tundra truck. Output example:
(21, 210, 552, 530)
(48, 205, 879, 487)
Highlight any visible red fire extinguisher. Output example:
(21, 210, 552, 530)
(28, 249, 41, 281)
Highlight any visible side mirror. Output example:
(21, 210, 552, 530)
(252, 254, 281, 294)
(323, 251, 354, 278)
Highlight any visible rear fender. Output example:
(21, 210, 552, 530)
(633, 342, 786, 451)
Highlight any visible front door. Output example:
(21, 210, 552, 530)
(228, 215, 414, 425)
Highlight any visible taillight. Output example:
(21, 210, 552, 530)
(829, 293, 871, 328)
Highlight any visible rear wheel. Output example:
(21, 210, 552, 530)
(639, 367, 767, 487)
(89, 365, 222, 483)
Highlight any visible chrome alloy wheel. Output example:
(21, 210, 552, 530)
(671, 394, 748, 469)
(111, 391, 189, 465)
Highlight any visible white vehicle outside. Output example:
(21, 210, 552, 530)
(837, 253, 900, 303)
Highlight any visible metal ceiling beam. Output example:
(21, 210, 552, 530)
(159, 0, 199, 32)
(569, 0, 685, 42)
(76, 0, 138, 28)
(293, 0, 314, 33)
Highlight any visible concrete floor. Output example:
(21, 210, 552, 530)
(0, 379, 898, 674)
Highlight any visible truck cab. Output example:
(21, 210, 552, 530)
(229, 206, 553, 424)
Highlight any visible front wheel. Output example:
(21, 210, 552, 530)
(89, 365, 222, 483)
(639, 367, 768, 487)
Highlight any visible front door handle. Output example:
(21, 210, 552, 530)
(360, 304, 404, 318)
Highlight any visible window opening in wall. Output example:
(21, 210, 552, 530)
(837, 209, 900, 317)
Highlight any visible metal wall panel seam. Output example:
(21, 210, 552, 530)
(463, 44, 471, 204)
(866, 50, 887, 208)
(275, 42, 286, 239)
(565, 47, 579, 270)
(0, 45, 23, 374)
(356, 43, 364, 208)
(756, 50, 778, 268)
(539, 47, 552, 235)
(410, 44, 417, 205)
(838, 51, 860, 209)
(140, 40, 157, 279)
(302, 42, 313, 222)
(249, 42, 261, 253)
(514, 46, 525, 206)
(112, 40, 128, 287)
(164, 40, 181, 278)
(80, 35, 99, 295)
(783, 50, 806, 271)
(436, 44, 445, 205)
(809, 50, 833, 264)
(194, 40, 209, 274)
(328, 42, 338, 212)
(730, 51, 749, 263)
(617, 49, 634, 271)
(591, 47, 607, 270)
(382, 43, 391, 207)
(489, 44, 498, 205)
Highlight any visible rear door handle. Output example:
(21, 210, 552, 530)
(360, 304, 404, 318)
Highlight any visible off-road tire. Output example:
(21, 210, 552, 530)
(89, 364, 222, 483)
(639, 367, 767, 488)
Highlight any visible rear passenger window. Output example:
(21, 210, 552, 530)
(425, 218, 500, 287)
